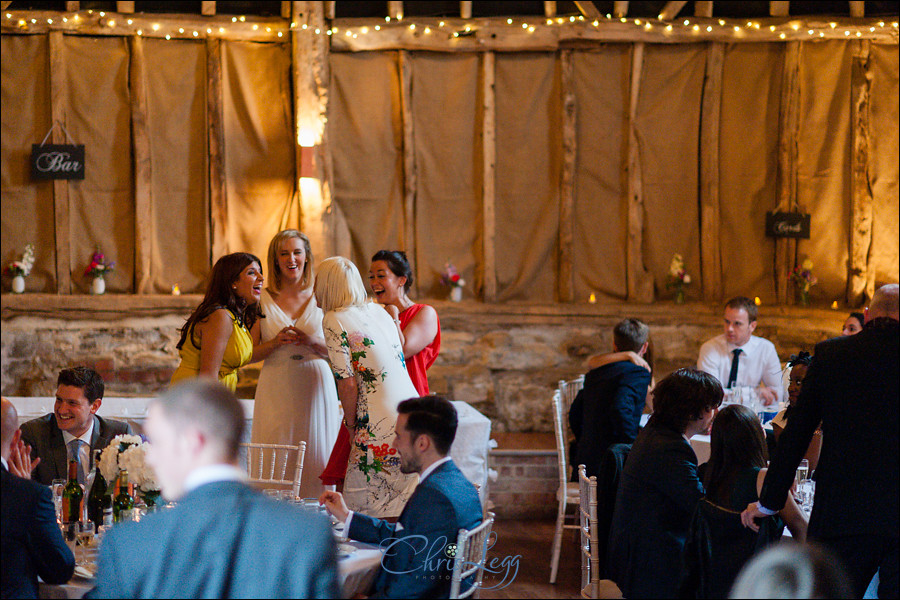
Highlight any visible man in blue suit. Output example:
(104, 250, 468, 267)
(88, 380, 339, 599)
(320, 395, 483, 599)
(2, 397, 75, 599)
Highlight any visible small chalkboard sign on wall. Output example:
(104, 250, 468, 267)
(765, 212, 811, 239)
(31, 121, 85, 180)
(31, 144, 85, 180)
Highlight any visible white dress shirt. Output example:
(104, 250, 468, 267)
(697, 334, 784, 404)
(183, 463, 247, 494)
(62, 420, 94, 480)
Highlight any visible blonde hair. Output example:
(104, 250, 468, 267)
(266, 230, 313, 292)
(315, 256, 368, 313)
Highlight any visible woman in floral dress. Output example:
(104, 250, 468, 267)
(315, 256, 418, 518)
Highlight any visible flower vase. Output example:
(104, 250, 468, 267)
(450, 286, 463, 302)
(11, 274, 25, 294)
(91, 276, 106, 295)
(799, 289, 809, 306)
(674, 289, 685, 305)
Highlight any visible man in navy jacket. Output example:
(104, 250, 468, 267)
(570, 318, 652, 478)
(2, 397, 75, 599)
(320, 395, 483, 599)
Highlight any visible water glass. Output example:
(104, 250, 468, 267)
(795, 459, 809, 488)
(51, 479, 66, 523)
(76, 521, 95, 565)
(798, 479, 815, 514)
(278, 490, 296, 502)
(263, 489, 280, 500)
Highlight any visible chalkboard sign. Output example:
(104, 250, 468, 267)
(31, 144, 85, 180)
(766, 212, 810, 239)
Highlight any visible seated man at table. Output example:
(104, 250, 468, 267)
(569, 318, 652, 478)
(21, 366, 132, 485)
(320, 395, 482, 599)
(2, 397, 75, 599)
(606, 368, 723, 599)
(697, 296, 783, 406)
(87, 380, 339, 599)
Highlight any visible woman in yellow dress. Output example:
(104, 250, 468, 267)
(170, 252, 266, 392)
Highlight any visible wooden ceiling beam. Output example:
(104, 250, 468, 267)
(201, 1, 215, 16)
(613, 2, 629, 18)
(695, 1, 713, 18)
(116, 2, 134, 13)
(0, 0, 11, 9)
(573, 2, 601, 20)
(770, 2, 790, 17)
(849, 1, 864, 17)
(544, 2, 557, 18)
(460, 2, 472, 19)
(388, 2, 403, 20)
(658, 1, 688, 21)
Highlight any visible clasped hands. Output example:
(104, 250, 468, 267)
(274, 326, 310, 346)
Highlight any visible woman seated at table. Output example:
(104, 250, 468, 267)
(702, 404, 808, 540)
(315, 256, 418, 519)
(170, 252, 263, 392)
(607, 368, 723, 599)
(770, 351, 822, 471)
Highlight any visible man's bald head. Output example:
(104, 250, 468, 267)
(867, 284, 899, 322)
(1, 397, 19, 459)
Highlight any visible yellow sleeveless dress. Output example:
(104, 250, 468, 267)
(170, 309, 253, 392)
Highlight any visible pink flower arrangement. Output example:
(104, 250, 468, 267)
(84, 247, 115, 279)
(440, 261, 465, 289)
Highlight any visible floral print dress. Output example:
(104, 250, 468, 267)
(323, 302, 419, 518)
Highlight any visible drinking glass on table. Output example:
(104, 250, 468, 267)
(51, 479, 66, 522)
(76, 521, 95, 565)
(794, 459, 809, 490)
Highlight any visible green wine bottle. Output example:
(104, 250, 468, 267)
(61, 460, 84, 524)
(86, 450, 108, 529)
(113, 470, 135, 523)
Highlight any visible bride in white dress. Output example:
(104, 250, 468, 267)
(250, 230, 340, 499)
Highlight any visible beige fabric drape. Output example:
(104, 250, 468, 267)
(412, 53, 481, 298)
(494, 53, 561, 302)
(64, 36, 134, 294)
(869, 44, 900, 286)
(637, 44, 706, 299)
(796, 41, 852, 302)
(144, 38, 209, 293)
(572, 46, 630, 302)
(1, 35, 54, 292)
(329, 52, 404, 273)
(719, 43, 783, 303)
(222, 41, 296, 269)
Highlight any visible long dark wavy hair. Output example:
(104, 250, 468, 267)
(176, 252, 263, 350)
(703, 404, 768, 506)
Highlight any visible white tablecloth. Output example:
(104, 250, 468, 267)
(449, 401, 492, 506)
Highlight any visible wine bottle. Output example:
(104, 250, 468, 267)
(86, 450, 109, 529)
(61, 460, 84, 524)
(113, 470, 135, 523)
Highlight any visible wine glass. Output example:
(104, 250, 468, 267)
(51, 479, 66, 523)
(794, 459, 809, 497)
(76, 521, 95, 565)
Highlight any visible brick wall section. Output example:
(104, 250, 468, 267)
(488, 450, 561, 519)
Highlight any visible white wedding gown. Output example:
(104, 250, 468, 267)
(251, 289, 340, 499)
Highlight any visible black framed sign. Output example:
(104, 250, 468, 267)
(31, 144, 85, 180)
(765, 212, 811, 239)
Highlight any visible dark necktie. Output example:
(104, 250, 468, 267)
(67, 439, 85, 484)
(727, 348, 743, 389)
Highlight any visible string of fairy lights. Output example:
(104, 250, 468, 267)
(3, 9, 898, 42)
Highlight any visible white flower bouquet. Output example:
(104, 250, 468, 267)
(99, 434, 159, 494)
(5, 244, 35, 277)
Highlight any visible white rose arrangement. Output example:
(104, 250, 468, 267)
(99, 434, 159, 492)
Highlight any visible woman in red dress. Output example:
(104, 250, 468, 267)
(368, 250, 440, 396)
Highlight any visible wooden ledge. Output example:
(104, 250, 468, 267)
(2, 293, 849, 324)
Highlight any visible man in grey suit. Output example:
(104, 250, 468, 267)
(20, 367, 131, 485)
(87, 379, 339, 599)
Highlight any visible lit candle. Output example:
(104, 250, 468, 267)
(588, 293, 596, 304)
(171, 284, 181, 295)
(831, 301, 838, 309)
(754, 297, 762, 306)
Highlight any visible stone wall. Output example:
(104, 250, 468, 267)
(1, 295, 846, 432)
